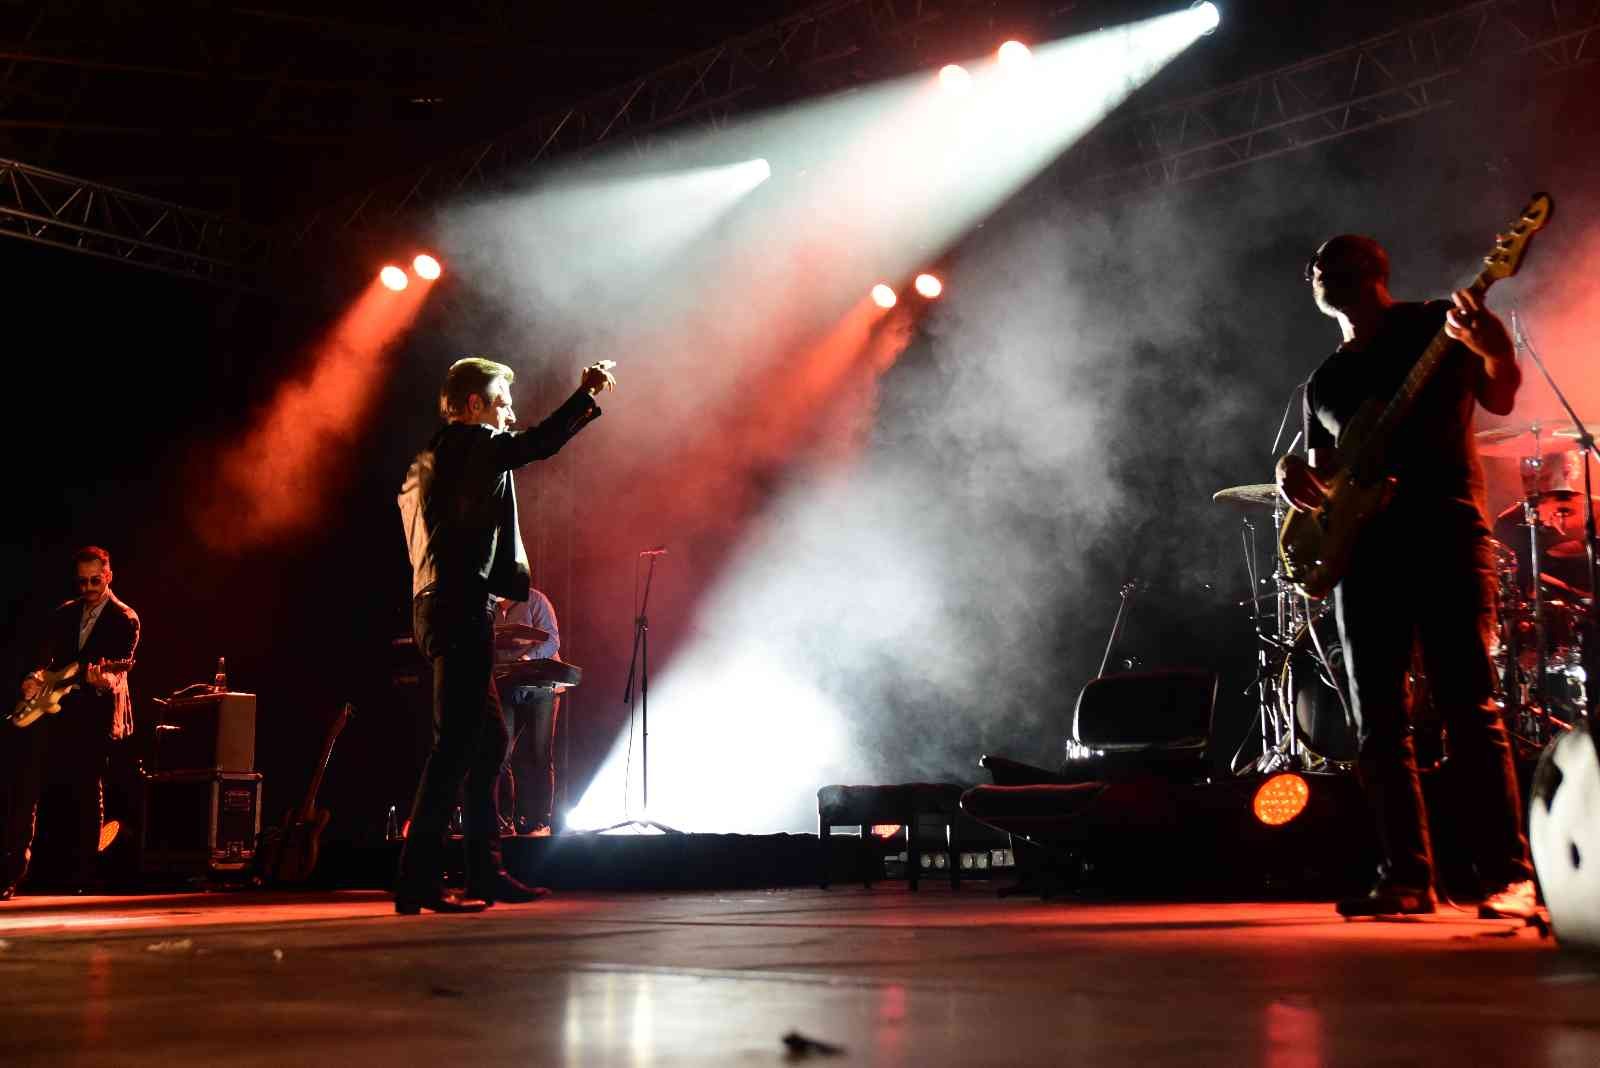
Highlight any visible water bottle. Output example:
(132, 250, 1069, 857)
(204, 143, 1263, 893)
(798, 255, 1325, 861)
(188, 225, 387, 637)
(213, 657, 228, 692)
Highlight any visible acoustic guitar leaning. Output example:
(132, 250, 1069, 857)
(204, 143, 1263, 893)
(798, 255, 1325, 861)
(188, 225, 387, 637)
(1278, 193, 1554, 599)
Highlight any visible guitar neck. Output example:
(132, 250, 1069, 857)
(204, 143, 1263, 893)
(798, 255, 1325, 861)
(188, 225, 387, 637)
(1346, 274, 1491, 482)
(297, 704, 352, 820)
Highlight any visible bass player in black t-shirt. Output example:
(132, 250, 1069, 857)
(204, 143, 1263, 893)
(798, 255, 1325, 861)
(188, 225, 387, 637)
(1274, 234, 1536, 920)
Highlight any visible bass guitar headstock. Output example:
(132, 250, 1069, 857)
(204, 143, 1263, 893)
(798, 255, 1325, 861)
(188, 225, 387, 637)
(1481, 193, 1554, 284)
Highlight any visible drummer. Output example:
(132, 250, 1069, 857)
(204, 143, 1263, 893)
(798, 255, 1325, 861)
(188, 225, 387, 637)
(1489, 450, 1595, 600)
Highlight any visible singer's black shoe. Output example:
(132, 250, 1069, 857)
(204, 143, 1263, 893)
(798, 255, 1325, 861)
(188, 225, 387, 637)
(469, 871, 550, 905)
(394, 888, 491, 915)
(1336, 882, 1435, 918)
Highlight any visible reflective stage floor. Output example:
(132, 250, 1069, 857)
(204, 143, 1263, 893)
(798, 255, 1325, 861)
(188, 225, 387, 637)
(1, 887, 1597, 1065)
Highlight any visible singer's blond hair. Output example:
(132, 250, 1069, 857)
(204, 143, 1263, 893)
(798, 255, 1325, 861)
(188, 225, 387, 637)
(440, 357, 515, 420)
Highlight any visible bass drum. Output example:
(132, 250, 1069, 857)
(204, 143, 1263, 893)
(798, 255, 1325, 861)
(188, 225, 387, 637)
(1281, 609, 1357, 765)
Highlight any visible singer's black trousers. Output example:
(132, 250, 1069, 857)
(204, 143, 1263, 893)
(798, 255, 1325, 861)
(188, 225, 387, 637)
(395, 587, 513, 897)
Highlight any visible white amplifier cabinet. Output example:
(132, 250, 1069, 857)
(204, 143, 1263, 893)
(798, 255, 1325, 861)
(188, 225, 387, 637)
(154, 691, 256, 773)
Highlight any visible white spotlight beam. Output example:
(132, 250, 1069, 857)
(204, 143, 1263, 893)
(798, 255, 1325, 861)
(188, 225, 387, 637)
(437, 156, 772, 326)
(569, 8, 1224, 835)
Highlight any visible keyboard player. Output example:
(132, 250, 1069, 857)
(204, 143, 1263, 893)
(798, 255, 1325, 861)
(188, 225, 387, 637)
(494, 590, 564, 835)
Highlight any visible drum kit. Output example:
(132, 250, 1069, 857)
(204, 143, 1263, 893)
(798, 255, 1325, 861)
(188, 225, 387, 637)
(1214, 421, 1597, 773)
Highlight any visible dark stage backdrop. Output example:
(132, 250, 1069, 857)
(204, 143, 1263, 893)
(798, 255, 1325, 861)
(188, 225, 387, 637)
(4, 50, 1598, 842)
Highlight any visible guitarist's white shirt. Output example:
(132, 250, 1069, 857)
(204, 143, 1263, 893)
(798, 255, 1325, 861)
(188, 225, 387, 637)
(77, 595, 108, 651)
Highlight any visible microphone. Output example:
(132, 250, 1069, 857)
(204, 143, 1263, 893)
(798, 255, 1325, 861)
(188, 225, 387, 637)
(639, 547, 668, 557)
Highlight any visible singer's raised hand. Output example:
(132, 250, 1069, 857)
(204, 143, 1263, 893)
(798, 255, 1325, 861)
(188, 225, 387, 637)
(581, 360, 617, 397)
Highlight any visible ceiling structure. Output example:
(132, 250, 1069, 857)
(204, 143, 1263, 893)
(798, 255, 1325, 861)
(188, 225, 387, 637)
(1, 0, 1596, 288)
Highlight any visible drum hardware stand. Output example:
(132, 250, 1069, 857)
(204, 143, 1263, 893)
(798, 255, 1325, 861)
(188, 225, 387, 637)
(589, 549, 680, 835)
(1097, 580, 1141, 678)
(1512, 312, 1600, 753)
(1520, 432, 1552, 735)
(1233, 501, 1341, 774)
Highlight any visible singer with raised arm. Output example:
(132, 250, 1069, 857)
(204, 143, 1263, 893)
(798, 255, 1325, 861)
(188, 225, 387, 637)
(395, 356, 616, 914)
(1274, 233, 1533, 920)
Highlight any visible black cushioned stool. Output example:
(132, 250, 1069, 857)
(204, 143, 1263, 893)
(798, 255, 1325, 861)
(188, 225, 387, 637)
(818, 783, 964, 890)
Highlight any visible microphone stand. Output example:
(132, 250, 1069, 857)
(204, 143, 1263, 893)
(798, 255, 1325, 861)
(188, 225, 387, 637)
(1511, 311, 1600, 755)
(591, 551, 680, 835)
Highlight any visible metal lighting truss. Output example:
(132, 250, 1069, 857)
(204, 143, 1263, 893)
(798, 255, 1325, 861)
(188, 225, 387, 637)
(0, 157, 273, 287)
(291, 0, 978, 243)
(1063, 0, 1600, 200)
(5, 0, 1596, 285)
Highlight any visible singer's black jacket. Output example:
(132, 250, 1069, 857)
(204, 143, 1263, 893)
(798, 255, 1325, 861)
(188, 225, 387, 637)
(399, 388, 600, 602)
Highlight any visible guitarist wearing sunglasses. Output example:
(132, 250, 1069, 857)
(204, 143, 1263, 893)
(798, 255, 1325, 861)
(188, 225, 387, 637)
(1275, 233, 1535, 921)
(2, 546, 140, 898)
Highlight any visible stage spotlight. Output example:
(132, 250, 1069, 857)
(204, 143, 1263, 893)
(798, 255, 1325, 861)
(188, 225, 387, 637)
(871, 824, 903, 839)
(938, 64, 973, 93)
(870, 283, 898, 309)
(913, 273, 943, 299)
(1252, 772, 1309, 826)
(997, 40, 1032, 68)
(1190, 1, 1221, 35)
(413, 253, 442, 280)
(379, 265, 408, 291)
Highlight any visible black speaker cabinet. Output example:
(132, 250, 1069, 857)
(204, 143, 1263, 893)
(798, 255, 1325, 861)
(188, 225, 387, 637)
(154, 691, 256, 773)
(141, 770, 262, 876)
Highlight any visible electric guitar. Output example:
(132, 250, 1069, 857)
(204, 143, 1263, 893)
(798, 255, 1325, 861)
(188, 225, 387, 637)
(258, 702, 352, 885)
(10, 658, 136, 728)
(1279, 194, 1554, 599)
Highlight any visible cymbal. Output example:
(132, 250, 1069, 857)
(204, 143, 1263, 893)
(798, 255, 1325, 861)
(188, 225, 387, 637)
(1545, 540, 1590, 560)
(1475, 423, 1586, 457)
(1538, 571, 1588, 597)
(1212, 483, 1279, 508)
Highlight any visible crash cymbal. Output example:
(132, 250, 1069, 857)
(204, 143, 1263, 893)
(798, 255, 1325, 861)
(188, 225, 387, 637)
(1475, 423, 1582, 457)
(1212, 483, 1279, 508)
(1545, 540, 1591, 560)
(1539, 572, 1588, 598)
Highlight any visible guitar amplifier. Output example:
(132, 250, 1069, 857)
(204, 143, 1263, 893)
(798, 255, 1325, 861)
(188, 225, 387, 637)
(141, 770, 262, 876)
(154, 691, 256, 773)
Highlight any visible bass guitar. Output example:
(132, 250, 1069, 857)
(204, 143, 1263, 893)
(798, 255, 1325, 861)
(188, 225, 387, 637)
(1279, 193, 1553, 599)
(10, 658, 136, 728)
(258, 702, 353, 885)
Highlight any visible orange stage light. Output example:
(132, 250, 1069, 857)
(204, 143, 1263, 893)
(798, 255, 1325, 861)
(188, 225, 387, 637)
(913, 273, 943, 299)
(379, 265, 409, 291)
(1252, 773, 1310, 826)
(413, 254, 442, 280)
(870, 283, 898, 309)
(871, 824, 903, 839)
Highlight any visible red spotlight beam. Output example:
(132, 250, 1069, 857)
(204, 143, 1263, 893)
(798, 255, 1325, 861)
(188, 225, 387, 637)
(193, 277, 430, 552)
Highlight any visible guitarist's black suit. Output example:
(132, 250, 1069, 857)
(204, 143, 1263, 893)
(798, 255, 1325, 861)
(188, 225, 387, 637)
(2, 592, 140, 892)
(1303, 301, 1532, 895)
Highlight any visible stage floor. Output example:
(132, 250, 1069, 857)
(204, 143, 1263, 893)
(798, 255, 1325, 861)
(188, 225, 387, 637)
(1, 886, 1595, 1065)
